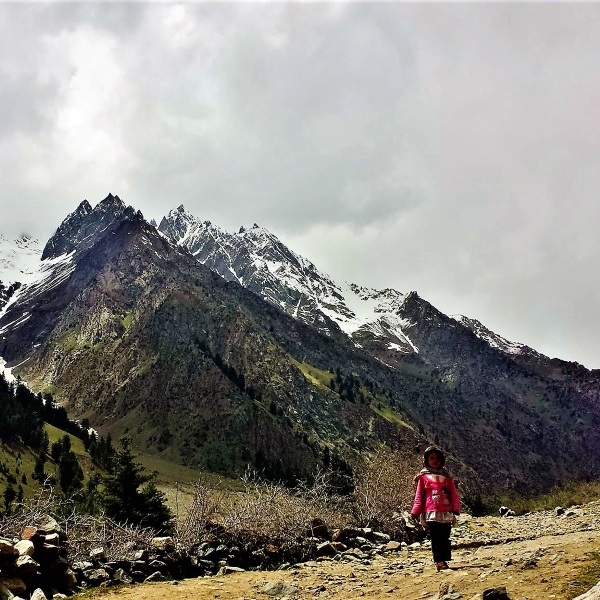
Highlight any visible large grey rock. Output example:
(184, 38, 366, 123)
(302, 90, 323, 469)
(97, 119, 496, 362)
(573, 581, 600, 600)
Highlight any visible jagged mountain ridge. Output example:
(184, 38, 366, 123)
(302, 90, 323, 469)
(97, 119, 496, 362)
(158, 205, 419, 357)
(2, 195, 600, 494)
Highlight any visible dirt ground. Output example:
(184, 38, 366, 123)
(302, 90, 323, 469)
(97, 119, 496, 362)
(85, 527, 600, 600)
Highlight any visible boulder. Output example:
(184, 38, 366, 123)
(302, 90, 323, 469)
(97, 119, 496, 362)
(483, 587, 512, 600)
(150, 537, 175, 552)
(0, 577, 26, 595)
(15, 555, 39, 576)
(13, 541, 34, 557)
(573, 581, 600, 600)
(30, 590, 47, 600)
(89, 548, 107, 563)
(262, 580, 299, 597)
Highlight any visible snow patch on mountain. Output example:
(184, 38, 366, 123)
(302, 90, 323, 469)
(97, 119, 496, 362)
(0, 249, 76, 329)
(452, 314, 539, 357)
(159, 206, 420, 353)
(0, 234, 43, 287)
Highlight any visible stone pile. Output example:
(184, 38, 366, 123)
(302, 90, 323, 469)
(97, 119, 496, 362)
(0, 513, 424, 599)
(0, 515, 75, 600)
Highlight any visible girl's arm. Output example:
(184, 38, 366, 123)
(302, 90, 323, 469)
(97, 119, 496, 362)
(411, 476, 425, 516)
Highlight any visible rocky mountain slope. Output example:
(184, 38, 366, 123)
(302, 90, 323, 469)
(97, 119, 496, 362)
(1, 195, 600, 495)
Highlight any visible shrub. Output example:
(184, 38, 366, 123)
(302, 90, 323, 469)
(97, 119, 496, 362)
(352, 444, 419, 533)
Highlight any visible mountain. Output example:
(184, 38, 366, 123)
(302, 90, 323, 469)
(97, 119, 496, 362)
(158, 206, 418, 358)
(1, 195, 600, 497)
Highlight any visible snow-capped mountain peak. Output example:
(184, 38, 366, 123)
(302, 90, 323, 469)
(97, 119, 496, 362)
(158, 206, 420, 356)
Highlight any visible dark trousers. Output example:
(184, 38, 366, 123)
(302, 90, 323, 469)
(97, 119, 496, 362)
(428, 521, 452, 563)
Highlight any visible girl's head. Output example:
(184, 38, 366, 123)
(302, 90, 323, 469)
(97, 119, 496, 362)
(423, 445, 446, 470)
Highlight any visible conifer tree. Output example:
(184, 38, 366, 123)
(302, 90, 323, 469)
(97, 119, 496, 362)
(102, 438, 172, 531)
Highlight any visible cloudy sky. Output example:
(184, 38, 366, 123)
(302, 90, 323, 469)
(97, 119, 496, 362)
(1, 2, 600, 368)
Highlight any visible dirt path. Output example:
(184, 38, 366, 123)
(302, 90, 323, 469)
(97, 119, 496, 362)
(87, 526, 600, 600)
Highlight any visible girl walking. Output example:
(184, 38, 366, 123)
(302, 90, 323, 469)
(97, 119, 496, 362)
(411, 446, 460, 571)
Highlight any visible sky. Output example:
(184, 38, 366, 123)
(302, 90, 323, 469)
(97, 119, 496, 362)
(1, 2, 600, 368)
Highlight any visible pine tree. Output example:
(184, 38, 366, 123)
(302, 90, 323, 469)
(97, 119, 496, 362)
(102, 438, 172, 531)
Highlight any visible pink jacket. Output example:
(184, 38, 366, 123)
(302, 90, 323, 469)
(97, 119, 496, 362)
(411, 473, 460, 516)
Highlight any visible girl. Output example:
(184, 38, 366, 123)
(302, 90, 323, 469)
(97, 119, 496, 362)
(411, 446, 460, 571)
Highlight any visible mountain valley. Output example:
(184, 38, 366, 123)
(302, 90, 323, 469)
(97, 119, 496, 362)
(1, 195, 600, 500)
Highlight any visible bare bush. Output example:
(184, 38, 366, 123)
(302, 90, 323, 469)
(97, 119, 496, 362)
(66, 514, 158, 562)
(179, 468, 350, 550)
(0, 484, 159, 563)
(175, 475, 226, 545)
(353, 444, 419, 531)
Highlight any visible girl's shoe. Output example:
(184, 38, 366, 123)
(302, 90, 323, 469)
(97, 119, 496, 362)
(436, 561, 449, 571)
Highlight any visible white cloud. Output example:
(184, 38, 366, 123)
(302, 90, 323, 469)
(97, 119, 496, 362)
(1, 2, 600, 367)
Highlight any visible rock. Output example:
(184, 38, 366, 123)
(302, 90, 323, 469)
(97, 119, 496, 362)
(306, 518, 330, 539)
(372, 532, 391, 543)
(43, 533, 60, 547)
(84, 568, 110, 585)
(13, 541, 34, 557)
(0, 577, 26, 595)
(218, 566, 246, 575)
(36, 516, 63, 537)
(332, 527, 361, 543)
(89, 547, 107, 562)
(20, 527, 38, 541)
(30, 590, 47, 600)
(0, 539, 18, 557)
(498, 507, 515, 518)
(73, 561, 94, 571)
(385, 541, 402, 551)
(15, 555, 39, 575)
(144, 571, 165, 582)
(262, 580, 299, 597)
(57, 568, 78, 590)
(316, 542, 338, 557)
(555, 506, 566, 516)
(573, 580, 600, 600)
(150, 537, 175, 552)
(113, 568, 134, 584)
(482, 588, 511, 600)
(131, 549, 148, 561)
(36, 543, 60, 563)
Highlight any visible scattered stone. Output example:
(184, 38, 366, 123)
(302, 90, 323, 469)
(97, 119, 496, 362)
(144, 571, 166, 582)
(30, 590, 47, 600)
(385, 541, 402, 551)
(498, 507, 515, 518)
(262, 580, 299, 597)
(482, 587, 511, 600)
